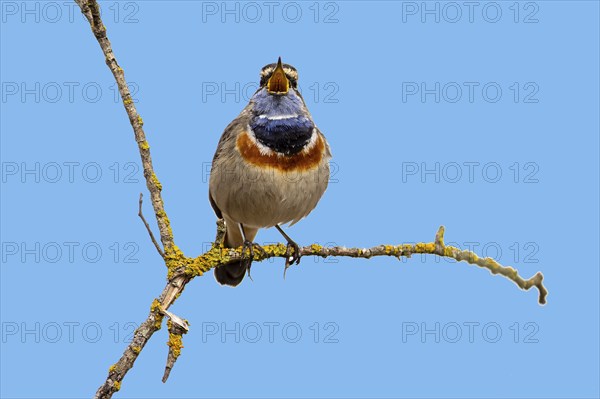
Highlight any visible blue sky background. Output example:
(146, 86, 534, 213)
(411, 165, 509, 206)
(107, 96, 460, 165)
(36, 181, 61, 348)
(1, 1, 599, 398)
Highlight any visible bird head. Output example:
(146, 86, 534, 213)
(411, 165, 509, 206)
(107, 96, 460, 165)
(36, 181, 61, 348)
(259, 57, 298, 95)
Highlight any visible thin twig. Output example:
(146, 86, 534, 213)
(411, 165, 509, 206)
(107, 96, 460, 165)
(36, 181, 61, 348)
(179, 226, 548, 305)
(138, 193, 164, 258)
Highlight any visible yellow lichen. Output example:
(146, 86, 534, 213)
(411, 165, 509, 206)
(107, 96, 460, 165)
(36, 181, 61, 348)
(182, 243, 294, 278)
(139, 140, 150, 151)
(184, 246, 227, 277)
(150, 173, 162, 191)
(109, 364, 116, 373)
(150, 299, 161, 313)
(167, 320, 184, 358)
(137, 115, 144, 126)
(150, 299, 164, 330)
(113, 381, 121, 391)
(164, 245, 186, 271)
(414, 242, 435, 253)
(311, 243, 323, 252)
(264, 243, 289, 257)
(132, 346, 141, 354)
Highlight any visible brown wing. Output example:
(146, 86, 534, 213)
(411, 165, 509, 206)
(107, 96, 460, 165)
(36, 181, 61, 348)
(207, 109, 251, 220)
(208, 190, 222, 219)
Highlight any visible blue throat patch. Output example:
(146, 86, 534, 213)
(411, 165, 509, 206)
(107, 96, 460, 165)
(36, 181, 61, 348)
(249, 89, 315, 155)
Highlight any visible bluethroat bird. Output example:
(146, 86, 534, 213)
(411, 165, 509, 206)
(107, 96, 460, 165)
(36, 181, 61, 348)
(209, 58, 332, 286)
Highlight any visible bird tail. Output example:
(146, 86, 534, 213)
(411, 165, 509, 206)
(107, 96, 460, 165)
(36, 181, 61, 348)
(214, 218, 258, 287)
(214, 260, 247, 287)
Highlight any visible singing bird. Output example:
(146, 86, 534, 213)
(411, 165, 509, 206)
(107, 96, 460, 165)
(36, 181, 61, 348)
(209, 58, 331, 286)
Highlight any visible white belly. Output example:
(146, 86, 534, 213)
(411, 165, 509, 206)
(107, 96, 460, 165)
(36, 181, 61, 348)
(210, 159, 330, 228)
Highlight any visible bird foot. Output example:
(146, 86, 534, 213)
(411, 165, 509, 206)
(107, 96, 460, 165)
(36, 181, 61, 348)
(283, 240, 301, 279)
(241, 240, 267, 280)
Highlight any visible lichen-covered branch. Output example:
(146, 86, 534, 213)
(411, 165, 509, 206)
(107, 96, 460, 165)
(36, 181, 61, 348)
(94, 224, 548, 398)
(75, 0, 174, 251)
(75, 1, 547, 398)
(171, 225, 548, 305)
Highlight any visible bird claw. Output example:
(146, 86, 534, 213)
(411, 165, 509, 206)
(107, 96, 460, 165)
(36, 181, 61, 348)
(241, 240, 267, 280)
(283, 241, 301, 279)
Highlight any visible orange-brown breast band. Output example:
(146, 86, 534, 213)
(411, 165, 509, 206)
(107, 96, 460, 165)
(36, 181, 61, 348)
(237, 131, 325, 172)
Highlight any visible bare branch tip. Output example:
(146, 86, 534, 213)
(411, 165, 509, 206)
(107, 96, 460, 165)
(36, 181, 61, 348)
(534, 272, 548, 306)
(137, 192, 143, 216)
(434, 225, 446, 254)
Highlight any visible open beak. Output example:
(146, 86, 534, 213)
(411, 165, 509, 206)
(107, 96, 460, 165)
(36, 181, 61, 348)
(267, 57, 289, 95)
